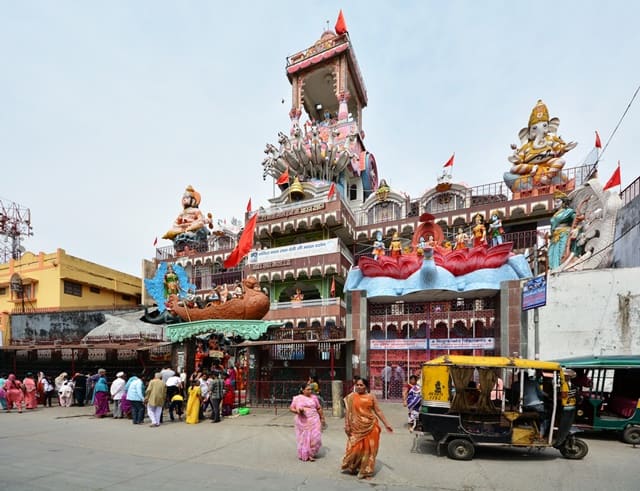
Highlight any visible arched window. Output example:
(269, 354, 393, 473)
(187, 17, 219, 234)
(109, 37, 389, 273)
(349, 184, 358, 200)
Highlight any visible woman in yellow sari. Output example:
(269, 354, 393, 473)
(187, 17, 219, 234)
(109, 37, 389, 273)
(341, 377, 393, 480)
(185, 379, 201, 424)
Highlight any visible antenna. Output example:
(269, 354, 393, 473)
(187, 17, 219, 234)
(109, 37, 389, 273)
(0, 197, 33, 262)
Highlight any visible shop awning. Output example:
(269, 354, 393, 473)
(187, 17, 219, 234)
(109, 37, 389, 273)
(166, 319, 283, 343)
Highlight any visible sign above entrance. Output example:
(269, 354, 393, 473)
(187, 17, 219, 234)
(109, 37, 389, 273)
(428, 337, 495, 350)
(248, 238, 339, 265)
(370, 339, 426, 350)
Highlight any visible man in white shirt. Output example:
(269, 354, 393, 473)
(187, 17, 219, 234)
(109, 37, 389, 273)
(165, 372, 183, 421)
(110, 372, 126, 418)
(160, 366, 176, 385)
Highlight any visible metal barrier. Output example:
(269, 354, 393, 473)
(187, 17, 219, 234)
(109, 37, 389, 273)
(246, 379, 343, 409)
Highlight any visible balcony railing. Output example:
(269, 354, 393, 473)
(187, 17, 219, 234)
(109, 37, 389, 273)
(354, 164, 594, 226)
(270, 297, 343, 310)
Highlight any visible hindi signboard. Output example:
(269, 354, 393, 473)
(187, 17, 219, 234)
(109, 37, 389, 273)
(428, 337, 495, 350)
(522, 275, 547, 311)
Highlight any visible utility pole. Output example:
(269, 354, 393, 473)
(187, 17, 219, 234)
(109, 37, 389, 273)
(533, 244, 540, 359)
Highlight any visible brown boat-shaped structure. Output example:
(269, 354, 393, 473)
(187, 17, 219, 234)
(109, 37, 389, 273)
(165, 276, 270, 322)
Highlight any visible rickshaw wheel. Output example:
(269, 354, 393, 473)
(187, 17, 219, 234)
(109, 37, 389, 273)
(559, 437, 588, 459)
(622, 426, 640, 445)
(447, 438, 475, 460)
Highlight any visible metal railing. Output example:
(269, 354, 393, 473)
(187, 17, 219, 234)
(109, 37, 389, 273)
(621, 176, 640, 206)
(246, 380, 341, 408)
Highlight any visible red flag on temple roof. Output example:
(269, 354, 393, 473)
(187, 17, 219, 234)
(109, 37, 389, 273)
(595, 131, 602, 149)
(327, 182, 336, 200)
(276, 166, 290, 185)
(603, 162, 621, 191)
(223, 213, 258, 269)
(335, 9, 348, 35)
(246, 197, 252, 213)
(443, 153, 455, 168)
(153, 237, 158, 247)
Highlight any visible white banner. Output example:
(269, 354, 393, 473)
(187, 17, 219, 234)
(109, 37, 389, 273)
(428, 337, 495, 350)
(370, 339, 427, 350)
(248, 238, 339, 264)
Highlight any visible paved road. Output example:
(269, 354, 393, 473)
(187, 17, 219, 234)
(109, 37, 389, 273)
(0, 403, 638, 490)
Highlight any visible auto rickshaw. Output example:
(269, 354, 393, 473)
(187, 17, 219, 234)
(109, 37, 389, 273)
(417, 355, 588, 460)
(556, 355, 640, 444)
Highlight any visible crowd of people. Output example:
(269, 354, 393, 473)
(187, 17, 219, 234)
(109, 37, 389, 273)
(1, 365, 240, 427)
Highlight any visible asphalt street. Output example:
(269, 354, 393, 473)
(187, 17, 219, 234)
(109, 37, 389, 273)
(0, 402, 638, 491)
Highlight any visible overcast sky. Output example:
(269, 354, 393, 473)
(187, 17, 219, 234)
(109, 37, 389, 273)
(2, 1, 639, 277)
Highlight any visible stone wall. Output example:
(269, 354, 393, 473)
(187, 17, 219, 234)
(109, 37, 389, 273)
(533, 268, 640, 358)
(10, 311, 107, 343)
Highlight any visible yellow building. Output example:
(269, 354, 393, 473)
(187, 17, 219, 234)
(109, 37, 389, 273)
(0, 249, 141, 345)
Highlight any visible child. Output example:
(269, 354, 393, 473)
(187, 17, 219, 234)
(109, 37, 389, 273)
(170, 393, 184, 421)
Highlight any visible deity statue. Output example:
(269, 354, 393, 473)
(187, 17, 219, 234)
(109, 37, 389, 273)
(163, 264, 180, 297)
(372, 231, 386, 260)
(505, 100, 577, 192)
(548, 191, 576, 269)
(163, 185, 212, 253)
(416, 236, 427, 257)
(291, 288, 304, 302)
(389, 232, 402, 259)
(454, 228, 469, 250)
(487, 213, 504, 247)
(472, 214, 487, 247)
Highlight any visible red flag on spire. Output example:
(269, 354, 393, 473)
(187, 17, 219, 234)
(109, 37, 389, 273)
(335, 9, 348, 35)
(603, 162, 621, 191)
(327, 182, 336, 200)
(153, 237, 158, 247)
(223, 213, 258, 269)
(246, 197, 252, 213)
(443, 153, 455, 168)
(595, 131, 602, 149)
(276, 167, 289, 185)
(330, 276, 336, 297)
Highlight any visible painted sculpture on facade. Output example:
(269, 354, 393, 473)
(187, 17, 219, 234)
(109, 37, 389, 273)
(143, 264, 270, 323)
(549, 179, 622, 272)
(505, 100, 577, 192)
(355, 213, 526, 285)
(162, 185, 213, 254)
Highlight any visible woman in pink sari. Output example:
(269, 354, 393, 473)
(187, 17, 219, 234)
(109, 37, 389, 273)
(289, 384, 325, 462)
(341, 377, 393, 479)
(3, 374, 25, 413)
(23, 372, 38, 409)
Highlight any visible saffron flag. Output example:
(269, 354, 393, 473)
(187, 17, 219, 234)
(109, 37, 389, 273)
(276, 167, 289, 185)
(443, 153, 455, 168)
(595, 131, 602, 149)
(330, 276, 336, 297)
(223, 212, 258, 269)
(153, 237, 158, 246)
(327, 182, 336, 200)
(246, 197, 252, 213)
(603, 162, 621, 191)
(335, 9, 348, 35)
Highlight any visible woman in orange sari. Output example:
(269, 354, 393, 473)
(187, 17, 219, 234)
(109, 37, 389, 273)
(341, 377, 393, 480)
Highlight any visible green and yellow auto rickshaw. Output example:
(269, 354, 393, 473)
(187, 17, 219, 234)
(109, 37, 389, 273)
(417, 355, 588, 460)
(556, 355, 640, 444)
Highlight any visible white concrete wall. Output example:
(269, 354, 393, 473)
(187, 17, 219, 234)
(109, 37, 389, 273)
(534, 268, 640, 359)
